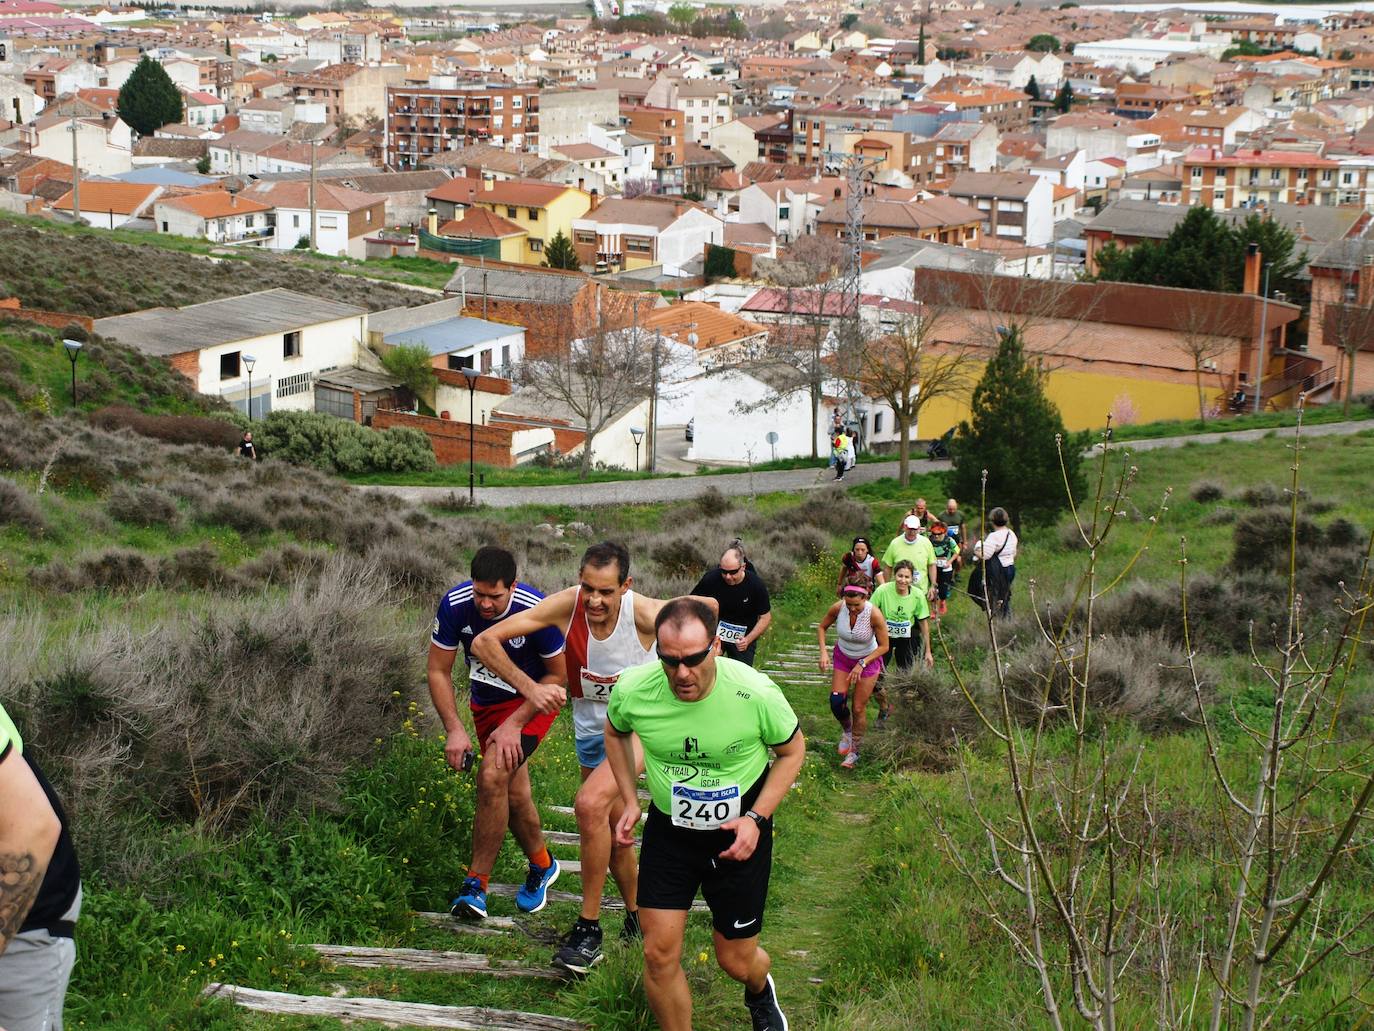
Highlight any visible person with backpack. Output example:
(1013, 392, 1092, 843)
(969, 507, 1017, 618)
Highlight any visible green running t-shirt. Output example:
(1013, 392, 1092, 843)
(880, 534, 935, 587)
(607, 656, 799, 830)
(871, 581, 928, 637)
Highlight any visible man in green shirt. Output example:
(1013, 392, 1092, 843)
(606, 598, 805, 1031)
(881, 516, 938, 606)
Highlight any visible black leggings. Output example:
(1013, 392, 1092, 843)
(888, 636, 915, 672)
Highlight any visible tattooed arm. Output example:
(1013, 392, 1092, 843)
(0, 747, 61, 956)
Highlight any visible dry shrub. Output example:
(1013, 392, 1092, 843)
(868, 663, 982, 770)
(989, 631, 1200, 731)
(2, 559, 416, 852)
(651, 538, 708, 579)
(236, 543, 328, 586)
(367, 538, 453, 600)
(1058, 521, 1088, 551)
(1238, 482, 1282, 507)
(89, 405, 240, 450)
(1201, 508, 1236, 526)
(1325, 517, 1362, 549)
(1231, 505, 1323, 572)
(787, 488, 869, 537)
(1190, 480, 1225, 503)
(197, 491, 275, 536)
(692, 486, 733, 518)
(0, 477, 45, 533)
(159, 544, 227, 590)
(31, 548, 156, 593)
(106, 483, 181, 529)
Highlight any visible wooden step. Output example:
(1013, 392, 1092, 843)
(547, 805, 646, 822)
(413, 912, 515, 935)
(486, 883, 708, 913)
(310, 944, 562, 980)
(202, 984, 587, 1030)
(543, 830, 641, 849)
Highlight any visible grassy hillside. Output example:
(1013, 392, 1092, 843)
(0, 214, 437, 317)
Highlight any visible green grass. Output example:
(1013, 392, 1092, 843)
(1106, 400, 1374, 442)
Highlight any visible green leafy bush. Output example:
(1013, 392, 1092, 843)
(253, 410, 435, 475)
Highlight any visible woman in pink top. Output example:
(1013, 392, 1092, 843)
(817, 573, 889, 770)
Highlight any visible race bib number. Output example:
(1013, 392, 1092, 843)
(468, 658, 511, 691)
(887, 619, 912, 639)
(671, 783, 741, 830)
(580, 669, 617, 701)
(936, 557, 953, 571)
(718, 621, 747, 644)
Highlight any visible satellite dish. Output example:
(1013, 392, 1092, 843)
(765, 431, 779, 444)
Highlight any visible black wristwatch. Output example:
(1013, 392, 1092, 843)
(745, 809, 768, 828)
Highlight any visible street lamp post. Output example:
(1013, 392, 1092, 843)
(630, 426, 644, 471)
(62, 338, 82, 407)
(460, 366, 480, 505)
(242, 353, 257, 421)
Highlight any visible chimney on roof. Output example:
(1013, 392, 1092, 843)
(590, 187, 600, 212)
(483, 173, 494, 190)
(427, 205, 438, 235)
(1243, 241, 1262, 296)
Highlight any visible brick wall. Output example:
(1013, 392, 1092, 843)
(372, 409, 515, 467)
(0, 300, 95, 333)
(168, 350, 200, 382)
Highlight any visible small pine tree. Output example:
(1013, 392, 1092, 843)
(117, 56, 184, 136)
(1025, 74, 1041, 102)
(542, 229, 580, 270)
(917, 21, 927, 63)
(1054, 80, 1073, 113)
(380, 344, 438, 399)
(945, 326, 1084, 533)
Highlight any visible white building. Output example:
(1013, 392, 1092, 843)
(21, 111, 133, 176)
(1072, 37, 1228, 74)
(153, 191, 276, 246)
(241, 180, 385, 258)
(572, 196, 723, 277)
(92, 289, 369, 418)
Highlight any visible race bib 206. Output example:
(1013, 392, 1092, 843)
(718, 621, 747, 644)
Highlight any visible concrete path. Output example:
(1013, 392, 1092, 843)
(363, 419, 1372, 509)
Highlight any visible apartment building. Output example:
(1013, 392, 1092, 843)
(1179, 146, 1342, 208)
(621, 104, 684, 194)
(947, 171, 1054, 247)
(386, 83, 541, 168)
(922, 84, 1031, 131)
(286, 63, 405, 121)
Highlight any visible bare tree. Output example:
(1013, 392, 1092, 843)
(860, 291, 979, 486)
(622, 177, 656, 199)
(924, 406, 1374, 1029)
(1323, 298, 1374, 416)
(517, 309, 655, 480)
(1174, 296, 1248, 423)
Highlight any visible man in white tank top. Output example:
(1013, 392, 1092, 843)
(474, 542, 716, 975)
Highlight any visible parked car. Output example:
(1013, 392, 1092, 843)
(685, 418, 694, 442)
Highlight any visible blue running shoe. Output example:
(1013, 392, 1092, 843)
(516, 857, 561, 913)
(450, 877, 487, 920)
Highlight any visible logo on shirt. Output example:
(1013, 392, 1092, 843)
(431, 617, 440, 636)
(461, 625, 473, 635)
(510, 635, 526, 649)
(684, 736, 699, 754)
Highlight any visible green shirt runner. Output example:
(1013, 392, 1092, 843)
(880, 534, 936, 587)
(871, 581, 928, 638)
(608, 657, 799, 828)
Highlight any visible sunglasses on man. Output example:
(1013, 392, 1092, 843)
(659, 644, 714, 669)
(719, 564, 744, 576)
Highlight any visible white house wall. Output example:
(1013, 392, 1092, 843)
(196, 313, 366, 414)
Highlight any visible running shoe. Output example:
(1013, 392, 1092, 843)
(552, 921, 604, 975)
(745, 973, 790, 1031)
(620, 909, 642, 942)
(938, 599, 947, 616)
(837, 730, 852, 756)
(876, 709, 890, 728)
(515, 856, 561, 914)
(450, 877, 488, 920)
(841, 750, 859, 770)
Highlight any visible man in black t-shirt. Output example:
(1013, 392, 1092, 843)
(690, 543, 772, 667)
(0, 702, 81, 1031)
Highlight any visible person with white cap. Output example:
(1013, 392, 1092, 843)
(880, 515, 938, 609)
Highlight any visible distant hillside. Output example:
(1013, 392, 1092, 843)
(0, 217, 432, 318)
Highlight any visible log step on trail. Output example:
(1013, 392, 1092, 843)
(203, 984, 586, 1030)
(413, 912, 515, 935)
(543, 829, 641, 849)
(310, 944, 563, 980)
(547, 806, 646, 822)
(484, 883, 708, 912)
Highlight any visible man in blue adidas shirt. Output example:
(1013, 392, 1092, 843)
(428, 546, 567, 921)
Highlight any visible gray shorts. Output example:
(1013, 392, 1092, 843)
(0, 886, 80, 1031)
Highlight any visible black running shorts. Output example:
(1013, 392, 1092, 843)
(637, 778, 772, 940)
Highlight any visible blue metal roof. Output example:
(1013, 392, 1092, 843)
(110, 166, 215, 187)
(383, 316, 519, 356)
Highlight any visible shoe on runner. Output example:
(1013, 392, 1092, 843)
(876, 709, 889, 728)
(515, 856, 561, 914)
(620, 909, 642, 942)
(745, 973, 790, 1031)
(450, 876, 488, 920)
(841, 750, 859, 770)
(553, 921, 604, 975)
(837, 730, 852, 756)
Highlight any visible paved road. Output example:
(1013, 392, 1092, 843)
(364, 419, 1372, 509)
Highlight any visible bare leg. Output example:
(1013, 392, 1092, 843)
(641, 908, 692, 1031)
(573, 736, 644, 920)
(470, 757, 518, 874)
(714, 930, 771, 994)
(505, 763, 545, 860)
(851, 674, 880, 754)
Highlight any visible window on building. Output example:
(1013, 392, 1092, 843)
(625, 236, 653, 254)
(529, 238, 543, 252)
(448, 353, 474, 371)
(283, 331, 301, 358)
(507, 206, 518, 218)
(219, 351, 241, 381)
(501, 344, 510, 368)
(293, 213, 300, 227)
(513, 95, 523, 108)
(161, 221, 168, 232)
(320, 216, 338, 229)
(365, 209, 372, 223)
(481, 350, 492, 373)
(874, 411, 883, 434)
(528, 208, 539, 220)
(575, 229, 596, 244)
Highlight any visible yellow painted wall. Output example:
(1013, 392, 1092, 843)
(624, 253, 655, 271)
(915, 364, 1208, 438)
(474, 188, 590, 266)
(498, 235, 526, 264)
